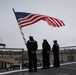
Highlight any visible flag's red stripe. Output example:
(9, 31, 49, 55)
(18, 14, 43, 22)
(54, 18, 63, 26)
(18, 18, 42, 28)
(43, 17, 56, 27)
(47, 17, 58, 27)
(49, 17, 60, 27)
(18, 15, 43, 25)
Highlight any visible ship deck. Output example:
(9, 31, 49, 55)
(0, 62, 76, 75)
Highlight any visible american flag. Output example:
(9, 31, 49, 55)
(15, 12, 65, 28)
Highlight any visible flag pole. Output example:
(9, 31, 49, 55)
(12, 8, 27, 46)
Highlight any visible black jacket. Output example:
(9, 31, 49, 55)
(27, 40, 38, 52)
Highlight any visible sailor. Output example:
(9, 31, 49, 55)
(26, 36, 38, 72)
(52, 40, 60, 67)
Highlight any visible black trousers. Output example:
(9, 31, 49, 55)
(53, 53, 60, 67)
(28, 52, 37, 72)
(43, 53, 50, 69)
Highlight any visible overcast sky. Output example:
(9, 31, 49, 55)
(0, 0, 76, 50)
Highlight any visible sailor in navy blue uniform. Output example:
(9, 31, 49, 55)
(42, 39, 51, 69)
(26, 36, 38, 72)
(52, 40, 60, 67)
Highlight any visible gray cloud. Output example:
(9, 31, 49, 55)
(0, 0, 76, 50)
